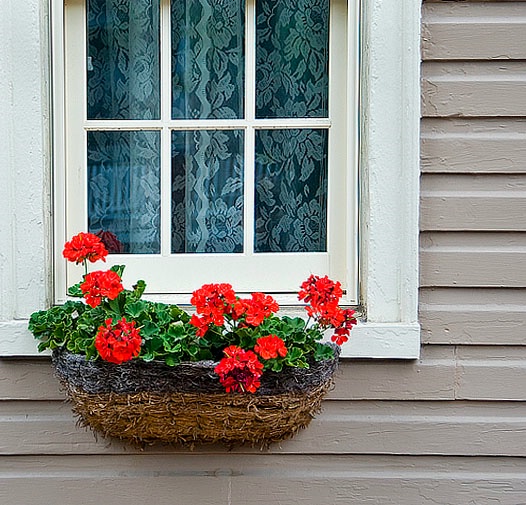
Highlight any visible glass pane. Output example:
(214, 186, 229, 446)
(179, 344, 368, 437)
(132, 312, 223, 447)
(256, 0, 329, 119)
(172, 130, 244, 253)
(87, 0, 160, 120)
(171, 0, 244, 119)
(87, 130, 161, 254)
(255, 129, 328, 252)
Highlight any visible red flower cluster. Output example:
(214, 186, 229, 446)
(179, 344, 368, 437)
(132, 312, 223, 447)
(298, 274, 357, 346)
(254, 335, 287, 360)
(236, 292, 279, 326)
(190, 283, 237, 336)
(299, 274, 343, 313)
(95, 317, 142, 364)
(331, 308, 357, 346)
(214, 346, 264, 393)
(63, 232, 108, 265)
(80, 270, 124, 308)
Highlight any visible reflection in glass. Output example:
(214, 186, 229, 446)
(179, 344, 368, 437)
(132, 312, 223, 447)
(87, 130, 161, 253)
(172, 130, 244, 253)
(87, 0, 160, 119)
(255, 129, 328, 252)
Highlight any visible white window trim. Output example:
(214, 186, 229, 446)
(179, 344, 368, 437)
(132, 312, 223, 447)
(61, 0, 354, 300)
(0, 0, 421, 359)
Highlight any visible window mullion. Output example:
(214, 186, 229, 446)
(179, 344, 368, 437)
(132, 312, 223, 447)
(160, 0, 172, 256)
(244, 0, 256, 257)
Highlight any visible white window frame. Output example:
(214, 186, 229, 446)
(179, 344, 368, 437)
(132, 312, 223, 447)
(62, 0, 353, 301)
(0, 0, 421, 359)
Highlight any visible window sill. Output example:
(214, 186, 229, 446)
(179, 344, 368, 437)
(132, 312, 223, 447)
(0, 318, 420, 359)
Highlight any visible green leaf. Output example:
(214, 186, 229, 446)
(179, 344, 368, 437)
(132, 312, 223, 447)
(163, 341, 181, 353)
(314, 343, 335, 361)
(110, 264, 126, 277)
(165, 356, 180, 367)
(187, 344, 200, 357)
(132, 280, 146, 299)
(167, 322, 187, 340)
(140, 321, 160, 338)
(67, 283, 83, 298)
(270, 360, 284, 372)
(124, 300, 148, 319)
(108, 297, 121, 315)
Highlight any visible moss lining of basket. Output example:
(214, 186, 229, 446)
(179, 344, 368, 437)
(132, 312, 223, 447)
(52, 348, 339, 446)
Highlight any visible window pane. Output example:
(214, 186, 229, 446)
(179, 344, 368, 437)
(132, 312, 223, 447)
(255, 0, 329, 119)
(87, 0, 160, 120)
(255, 129, 328, 252)
(87, 130, 161, 254)
(172, 130, 244, 253)
(171, 0, 245, 120)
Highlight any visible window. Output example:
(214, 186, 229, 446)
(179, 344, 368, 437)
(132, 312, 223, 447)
(0, 0, 420, 357)
(60, 0, 356, 302)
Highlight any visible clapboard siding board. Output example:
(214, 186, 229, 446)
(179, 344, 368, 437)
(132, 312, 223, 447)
(421, 118, 526, 173)
(420, 287, 526, 345)
(420, 173, 526, 230)
(1, 454, 525, 505)
(422, 61, 526, 117)
(421, 194, 526, 231)
(2, 399, 526, 457)
(456, 346, 526, 400)
(420, 250, 526, 287)
(420, 231, 526, 287)
(0, 358, 62, 400)
(422, 2, 526, 60)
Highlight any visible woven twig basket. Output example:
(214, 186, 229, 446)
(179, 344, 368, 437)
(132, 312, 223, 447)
(52, 348, 339, 446)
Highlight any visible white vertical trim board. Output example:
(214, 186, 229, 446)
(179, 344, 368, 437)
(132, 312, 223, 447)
(340, 0, 421, 358)
(0, 0, 52, 355)
(1, 0, 421, 358)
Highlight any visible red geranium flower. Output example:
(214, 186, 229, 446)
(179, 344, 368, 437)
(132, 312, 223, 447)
(241, 292, 279, 326)
(330, 309, 357, 346)
(214, 345, 264, 393)
(254, 335, 287, 360)
(308, 302, 345, 328)
(95, 317, 142, 364)
(190, 283, 237, 335)
(80, 270, 124, 308)
(63, 232, 108, 264)
(189, 313, 210, 337)
(298, 274, 343, 311)
(331, 328, 350, 346)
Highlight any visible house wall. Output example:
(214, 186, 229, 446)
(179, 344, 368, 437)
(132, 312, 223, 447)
(1, 1, 526, 503)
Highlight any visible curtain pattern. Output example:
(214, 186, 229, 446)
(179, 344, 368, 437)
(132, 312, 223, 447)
(87, 130, 161, 254)
(171, 0, 244, 119)
(85, 0, 329, 257)
(255, 129, 328, 252)
(255, 0, 329, 119)
(87, 0, 160, 119)
(172, 130, 244, 253)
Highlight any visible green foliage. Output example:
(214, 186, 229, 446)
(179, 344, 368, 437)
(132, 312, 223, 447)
(29, 276, 336, 368)
(255, 315, 335, 368)
(29, 283, 200, 365)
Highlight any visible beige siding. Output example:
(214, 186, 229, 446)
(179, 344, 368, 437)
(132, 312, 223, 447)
(1, 455, 525, 505)
(1, 1, 526, 503)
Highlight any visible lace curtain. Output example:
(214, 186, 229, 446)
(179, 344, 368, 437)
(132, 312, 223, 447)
(87, 0, 161, 253)
(86, 0, 329, 255)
